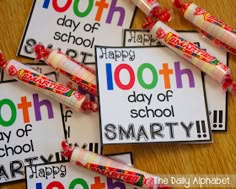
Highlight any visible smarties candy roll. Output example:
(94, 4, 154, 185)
(61, 141, 171, 189)
(0, 57, 95, 111)
(198, 29, 236, 55)
(145, 20, 236, 93)
(173, 0, 236, 55)
(34, 44, 97, 96)
(130, 0, 171, 22)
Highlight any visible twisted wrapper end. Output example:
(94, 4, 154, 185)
(172, 0, 191, 13)
(61, 140, 74, 159)
(142, 17, 157, 30)
(172, 0, 183, 8)
(222, 74, 236, 95)
(150, 6, 172, 22)
(0, 51, 7, 68)
(81, 100, 98, 112)
(34, 44, 50, 60)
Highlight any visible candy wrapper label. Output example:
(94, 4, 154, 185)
(0, 63, 55, 82)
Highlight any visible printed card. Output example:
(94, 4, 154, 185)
(95, 46, 211, 144)
(17, 0, 136, 63)
(25, 152, 134, 189)
(0, 79, 65, 184)
(58, 74, 101, 154)
(123, 29, 228, 131)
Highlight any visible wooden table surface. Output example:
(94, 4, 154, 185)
(0, 0, 236, 189)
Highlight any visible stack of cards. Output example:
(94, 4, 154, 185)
(0, 0, 228, 186)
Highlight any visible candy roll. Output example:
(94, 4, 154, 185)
(34, 45, 97, 97)
(130, 0, 171, 22)
(0, 55, 97, 111)
(173, 0, 236, 54)
(150, 21, 229, 82)
(61, 141, 171, 189)
(198, 29, 236, 55)
(142, 19, 236, 93)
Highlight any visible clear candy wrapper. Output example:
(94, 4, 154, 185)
(198, 29, 236, 55)
(0, 52, 98, 112)
(142, 19, 236, 94)
(61, 141, 171, 189)
(34, 44, 97, 97)
(173, 0, 236, 55)
(130, 0, 172, 22)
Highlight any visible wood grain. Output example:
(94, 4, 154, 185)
(0, 0, 236, 189)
